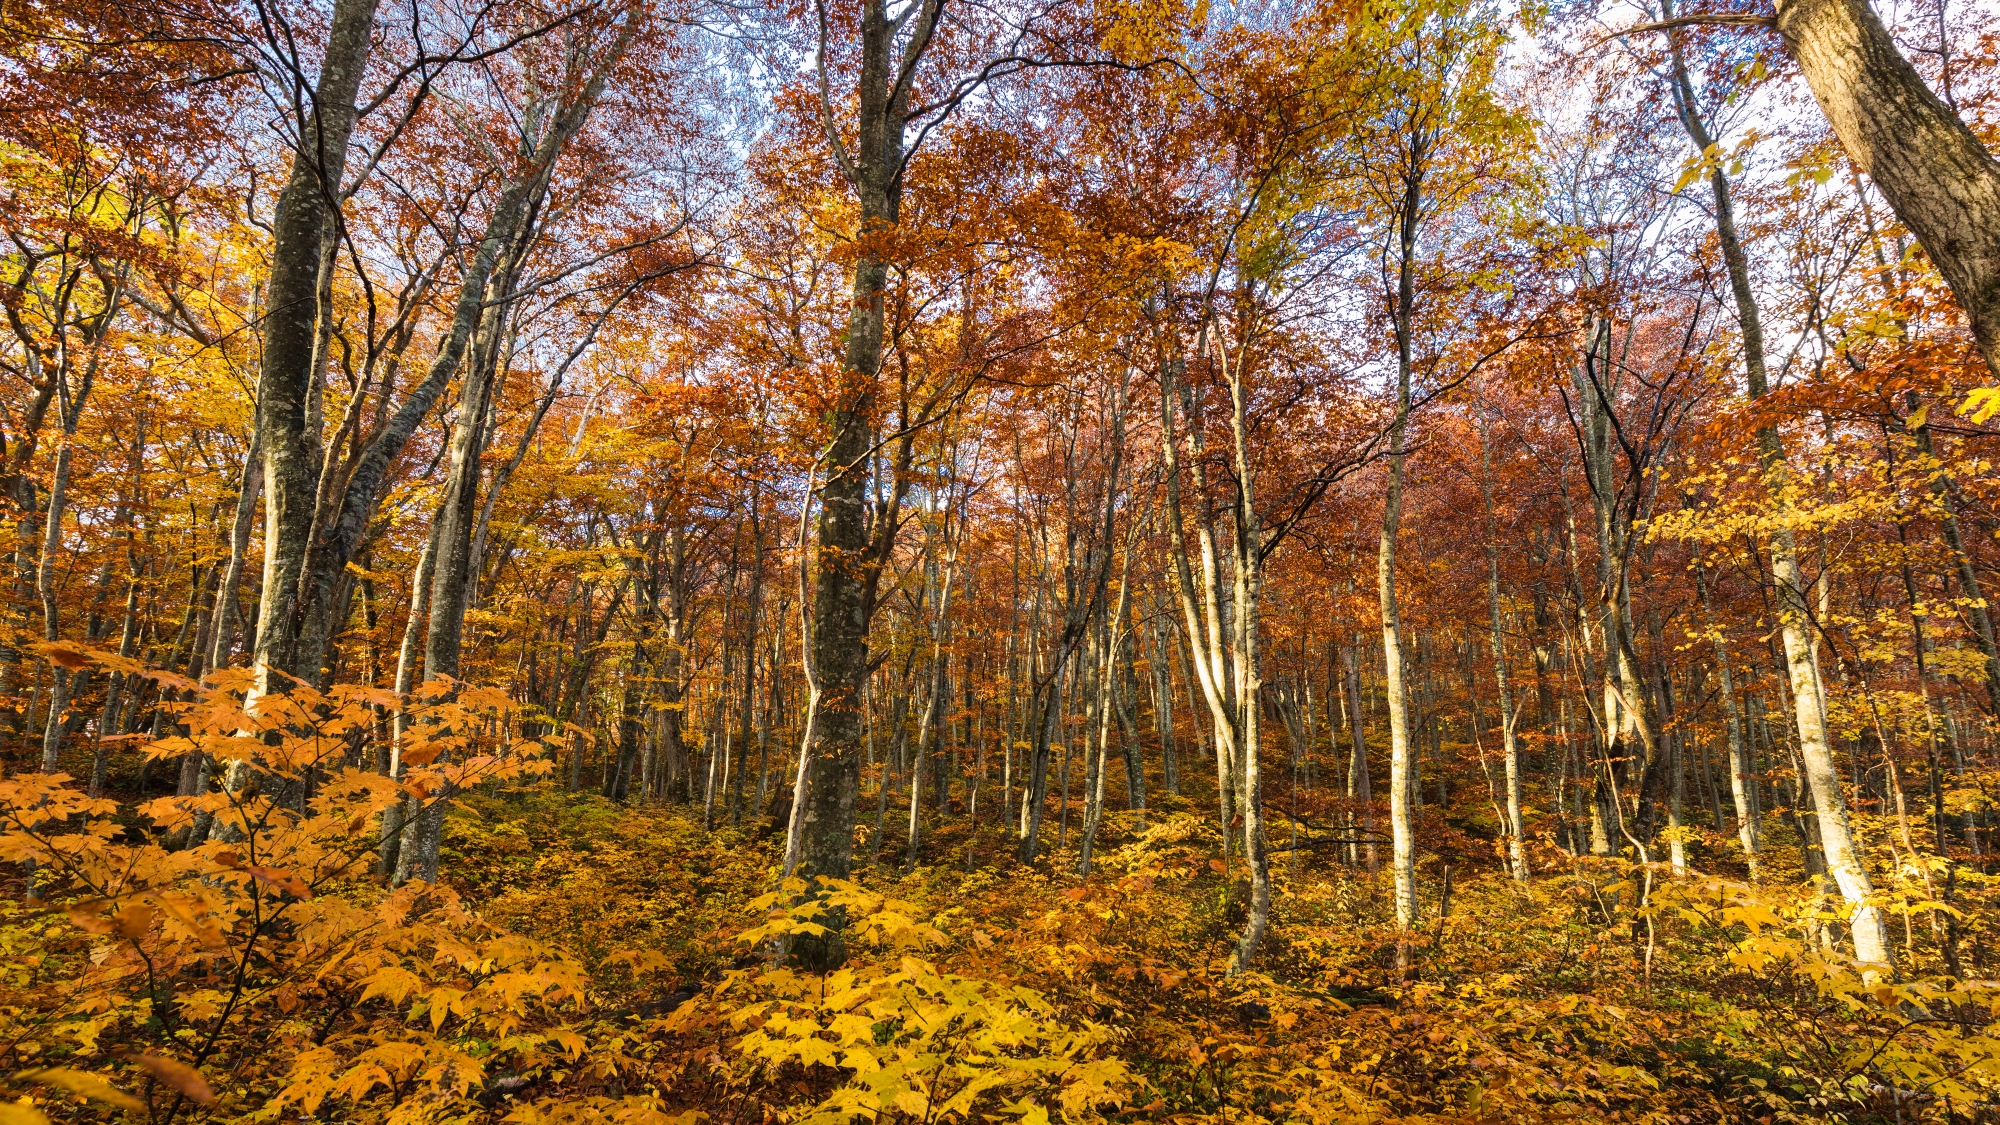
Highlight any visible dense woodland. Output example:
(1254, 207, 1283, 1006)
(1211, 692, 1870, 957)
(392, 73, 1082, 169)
(4, 0, 2000, 1119)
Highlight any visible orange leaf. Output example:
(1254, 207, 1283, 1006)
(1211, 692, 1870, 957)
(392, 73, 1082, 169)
(244, 865, 311, 900)
(33, 642, 93, 670)
(115, 1051, 214, 1105)
(113, 901, 156, 941)
(66, 899, 114, 935)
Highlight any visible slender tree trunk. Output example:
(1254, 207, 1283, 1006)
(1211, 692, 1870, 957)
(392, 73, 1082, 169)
(1772, 525, 1890, 965)
(1155, 618, 1179, 796)
(1695, 553, 1760, 879)
(1212, 333, 1272, 971)
(733, 502, 763, 824)
(380, 523, 438, 879)
(1670, 27, 1884, 958)
(1381, 159, 1423, 972)
(1478, 413, 1527, 880)
(1114, 621, 1146, 813)
(1343, 641, 1378, 875)
(1157, 361, 1243, 852)
(1079, 550, 1133, 875)
(211, 430, 263, 671)
(35, 262, 120, 772)
(36, 432, 80, 774)
(1649, 612, 1689, 876)
(1077, 628, 1119, 876)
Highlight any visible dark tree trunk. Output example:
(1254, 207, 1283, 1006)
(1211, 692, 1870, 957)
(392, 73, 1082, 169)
(249, 0, 383, 690)
(786, 0, 941, 968)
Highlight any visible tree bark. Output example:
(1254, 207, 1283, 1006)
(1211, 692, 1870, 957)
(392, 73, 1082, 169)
(787, 0, 945, 945)
(248, 0, 383, 690)
(1149, 610, 1179, 795)
(1770, 0, 2000, 378)
(732, 501, 763, 822)
(1343, 641, 1378, 874)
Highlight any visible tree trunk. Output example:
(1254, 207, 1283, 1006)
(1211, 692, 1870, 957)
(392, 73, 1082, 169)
(1343, 641, 1378, 874)
(248, 0, 383, 689)
(1478, 412, 1528, 880)
(1382, 159, 1422, 972)
(1079, 550, 1134, 876)
(1695, 554, 1760, 879)
(732, 502, 763, 823)
(380, 523, 438, 879)
(1149, 611, 1179, 795)
(1771, 0, 2000, 378)
(1114, 620, 1146, 812)
(787, 2, 944, 945)
(211, 430, 263, 670)
(1680, 13, 1895, 958)
(423, 223, 526, 689)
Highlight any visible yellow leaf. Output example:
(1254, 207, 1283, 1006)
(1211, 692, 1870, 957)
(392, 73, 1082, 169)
(17, 1068, 143, 1112)
(428, 987, 466, 1032)
(1959, 387, 2000, 425)
(0, 1104, 50, 1125)
(796, 1038, 839, 1068)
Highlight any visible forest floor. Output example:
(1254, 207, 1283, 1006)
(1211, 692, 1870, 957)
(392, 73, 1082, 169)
(8, 743, 1996, 1124)
(417, 765, 1994, 1125)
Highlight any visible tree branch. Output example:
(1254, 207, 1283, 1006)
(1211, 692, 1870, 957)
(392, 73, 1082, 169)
(1584, 12, 1774, 51)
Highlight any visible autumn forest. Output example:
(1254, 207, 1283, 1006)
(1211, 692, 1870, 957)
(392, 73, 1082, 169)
(4, 0, 2000, 1119)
